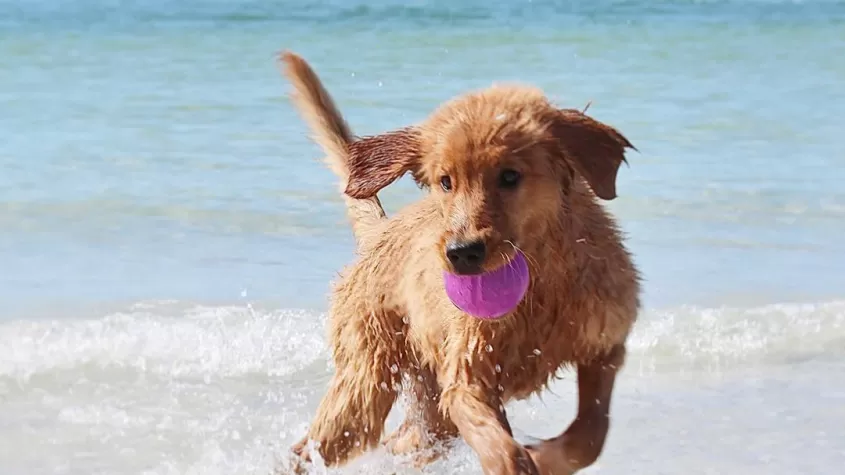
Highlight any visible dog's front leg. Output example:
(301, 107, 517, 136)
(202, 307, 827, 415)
(291, 369, 399, 469)
(527, 344, 626, 475)
(288, 310, 406, 471)
(442, 385, 540, 475)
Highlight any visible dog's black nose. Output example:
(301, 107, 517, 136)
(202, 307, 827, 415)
(445, 239, 487, 275)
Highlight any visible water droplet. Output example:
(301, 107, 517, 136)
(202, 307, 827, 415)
(344, 431, 350, 437)
(390, 364, 399, 374)
(495, 113, 507, 121)
(495, 364, 502, 373)
(380, 382, 389, 391)
(355, 441, 361, 447)
(533, 349, 542, 356)
(485, 344, 494, 353)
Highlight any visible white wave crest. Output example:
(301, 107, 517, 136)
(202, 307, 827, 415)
(0, 303, 327, 383)
(1, 299, 843, 383)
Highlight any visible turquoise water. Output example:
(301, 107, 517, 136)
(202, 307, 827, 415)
(2, 1, 844, 473)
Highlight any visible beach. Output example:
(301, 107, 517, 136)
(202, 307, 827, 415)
(2, 0, 844, 473)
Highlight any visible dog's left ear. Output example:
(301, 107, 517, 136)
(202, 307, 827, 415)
(344, 127, 424, 199)
(549, 109, 636, 200)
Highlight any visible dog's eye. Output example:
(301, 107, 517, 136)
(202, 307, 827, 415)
(440, 175, 452, 192)
(498, 169, 522, 189)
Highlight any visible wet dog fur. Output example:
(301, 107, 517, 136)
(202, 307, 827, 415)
(278, 51, 640, 475)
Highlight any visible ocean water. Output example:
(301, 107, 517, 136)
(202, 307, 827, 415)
(2, 0, 845, 473)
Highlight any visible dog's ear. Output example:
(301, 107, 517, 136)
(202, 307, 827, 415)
(549, 109, 635, 200)
(344, 128, 424, 199)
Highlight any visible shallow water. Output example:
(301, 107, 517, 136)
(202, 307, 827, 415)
(2, 0, 845, 473)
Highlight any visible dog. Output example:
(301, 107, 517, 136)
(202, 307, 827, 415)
(278, 51, 640, 475)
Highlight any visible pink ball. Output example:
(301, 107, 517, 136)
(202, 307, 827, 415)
(443, 251, 530, 320)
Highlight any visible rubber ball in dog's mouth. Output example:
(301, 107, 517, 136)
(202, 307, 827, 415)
(443, 251, 530, 320)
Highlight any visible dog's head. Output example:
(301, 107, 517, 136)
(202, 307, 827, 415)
(346, 85, 635, 275)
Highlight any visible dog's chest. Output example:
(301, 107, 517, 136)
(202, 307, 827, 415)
(479, 289, 579, 401)
(485, 331, 566, 402)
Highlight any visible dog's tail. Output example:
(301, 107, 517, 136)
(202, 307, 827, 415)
(279, 51, 387, 245)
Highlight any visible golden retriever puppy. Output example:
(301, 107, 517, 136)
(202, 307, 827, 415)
(278, 51, 640, 475)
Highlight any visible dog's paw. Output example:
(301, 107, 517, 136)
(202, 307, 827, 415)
(526, 441, 578, 475)
(273, 457, 308, 475)
(384, 423, 424, 456)
(383, 423, 453, 469)
(274, 438, 315, 475)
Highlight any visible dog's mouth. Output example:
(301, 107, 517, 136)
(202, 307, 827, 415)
(442, 251, 530, 320)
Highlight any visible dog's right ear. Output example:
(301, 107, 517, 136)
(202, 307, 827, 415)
(344, 127, 424, 199)
(549, 108, 636, 201)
